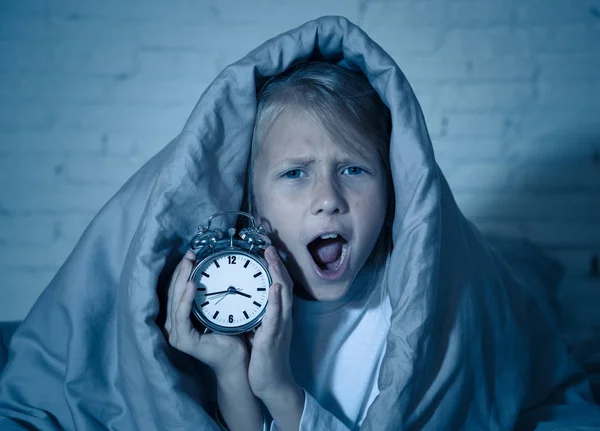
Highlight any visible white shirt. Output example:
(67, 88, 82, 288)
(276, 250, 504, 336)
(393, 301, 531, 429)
(271, 267, 392, 430)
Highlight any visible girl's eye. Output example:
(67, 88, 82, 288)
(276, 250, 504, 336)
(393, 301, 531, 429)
(343, 166, 365, 176)
(283, 169, 305, 179)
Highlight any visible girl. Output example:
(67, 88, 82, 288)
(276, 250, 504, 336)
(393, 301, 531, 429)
(1, 16, 599, 431)
(165, 61, 394, 430)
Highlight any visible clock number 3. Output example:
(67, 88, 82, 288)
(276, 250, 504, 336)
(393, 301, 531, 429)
(228, 256, 237, 265)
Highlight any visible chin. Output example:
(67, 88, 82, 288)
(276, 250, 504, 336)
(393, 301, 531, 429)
(305, 281, 350, 301)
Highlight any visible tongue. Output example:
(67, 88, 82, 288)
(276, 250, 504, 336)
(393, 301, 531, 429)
(313, 238, 344, 265)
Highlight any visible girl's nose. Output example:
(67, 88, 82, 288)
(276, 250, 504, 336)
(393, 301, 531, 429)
(310, 176, 349, 216)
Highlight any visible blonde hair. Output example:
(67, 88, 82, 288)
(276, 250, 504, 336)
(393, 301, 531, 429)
(244, 61, 394, 294)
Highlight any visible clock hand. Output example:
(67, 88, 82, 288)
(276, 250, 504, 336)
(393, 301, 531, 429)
(213, 288, 248, 305)
(215, 292, 231, 306)
(205, 289, 229, 296)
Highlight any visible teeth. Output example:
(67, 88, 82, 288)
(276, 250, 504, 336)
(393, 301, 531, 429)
(320, 233, 339, 240)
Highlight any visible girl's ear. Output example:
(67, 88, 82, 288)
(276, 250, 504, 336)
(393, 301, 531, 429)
(255, 216, 273, 235)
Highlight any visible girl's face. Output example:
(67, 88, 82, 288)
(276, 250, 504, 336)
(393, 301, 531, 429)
(252, 110, 388, 301)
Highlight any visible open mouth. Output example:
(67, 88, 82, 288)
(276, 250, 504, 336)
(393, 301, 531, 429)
(307, 233, 349, 274)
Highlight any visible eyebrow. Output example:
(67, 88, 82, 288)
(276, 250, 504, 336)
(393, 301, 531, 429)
(270, 154, 377, 170)
(271, 157, 315, 169)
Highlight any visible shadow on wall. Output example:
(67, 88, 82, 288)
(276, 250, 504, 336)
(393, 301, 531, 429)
(473, 131, 600, 401)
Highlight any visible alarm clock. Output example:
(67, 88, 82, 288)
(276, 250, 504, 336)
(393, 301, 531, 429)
(189, 210, 272, 335)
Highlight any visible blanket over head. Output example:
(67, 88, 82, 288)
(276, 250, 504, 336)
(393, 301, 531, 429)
(1, 16, 599, 431)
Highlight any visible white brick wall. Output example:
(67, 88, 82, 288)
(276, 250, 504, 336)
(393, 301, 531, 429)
(0, 1, 598, 345)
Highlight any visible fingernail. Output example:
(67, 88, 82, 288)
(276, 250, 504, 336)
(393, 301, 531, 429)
(184, 250, 195, 260)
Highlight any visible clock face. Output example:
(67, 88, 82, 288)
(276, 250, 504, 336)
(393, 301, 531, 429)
(190, 250, 271, 334)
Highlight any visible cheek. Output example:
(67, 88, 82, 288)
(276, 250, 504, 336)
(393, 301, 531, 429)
(357, 181, 388, 231)
(254, 184, 302, 238)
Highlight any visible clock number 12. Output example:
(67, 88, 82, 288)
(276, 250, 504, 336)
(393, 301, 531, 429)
(228, 256, 237, 265)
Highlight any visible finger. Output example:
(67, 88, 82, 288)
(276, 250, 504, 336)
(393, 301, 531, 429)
(165, 260, 182, 334)
(174, 280, 196, 338)
(256, 283, 282, 342)
(264, 247, 293, 317)
(168, 250, 195, 334)
(245, 331, 255, 350)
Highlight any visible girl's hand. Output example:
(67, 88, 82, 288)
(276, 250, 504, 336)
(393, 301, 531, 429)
(247, 246, 300, 401)
(164, 250, 249, 378)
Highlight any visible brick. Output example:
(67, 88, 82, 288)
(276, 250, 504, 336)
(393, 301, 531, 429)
(0, 183, 119, 214)
(0, 153, 66, 186)
(65, 154, 149, 185)
(363, 0, 516, 28)
(472, 220, 600, 247)
(1, 0, 361, 27)
(432, 82, 535, 111)
(133, 21, 262, 54)
(51, 104, 188, 134)
(432, 136, 507, 161)
(0, 1, 51, 16)
(402, 55, 537, 84)
(48, 18, 135, 49)
(208, 0, 361, 28)
(0, 102, 53, 132)
(509, 161, 600, 192)
(0, 215, 55, 245)
(507, 135, 598, 163)
(441, 27, 526, 58)
(443, 113, 513, 137)
(516, 1, 596, 25)
(537, 53, 600, 81)
(99, 76, 201, 105)
(362, 24, 444, 57)
(542, 23, 600, 54)
(443, 160, 600, 193)
(442, 25, 600, 57)
(134, 47, 218, 82)
(2, 213, 93, 244)
(536, 80, 600, 109)
(469, 57, 538, 81)
(0, 13, 52, 42)
(51, 44, 137, 77)
(0, 131, 105, 155)
(454, 191, 600, 222)
(46, 0, 216, 24)
(515, 109, 600, 143)
(400, 57, 472, 84)
(102, 132, 173, 157)
(0, 42, 53, 73)
(0, 72, 202, 107)
(0, 268, 56, 321)
(442, 161, 513, 191)
(0, 215, 57, 245)
(0, 242, 69, 270)
(0, 213, 91, 247)
(0, 73, 108, 103)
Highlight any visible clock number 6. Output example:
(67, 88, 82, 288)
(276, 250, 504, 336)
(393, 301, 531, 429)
(229, 315, 234, 323)
(228, 256, 237, 265)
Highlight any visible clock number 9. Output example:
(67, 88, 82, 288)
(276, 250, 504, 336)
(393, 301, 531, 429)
(228, 256, 237, 265)
(229, 315, 234, 323)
